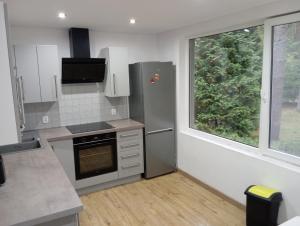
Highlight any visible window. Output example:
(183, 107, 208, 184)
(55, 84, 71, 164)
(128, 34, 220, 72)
(266, 18, 300, 158)
(189, 26, 264, 147)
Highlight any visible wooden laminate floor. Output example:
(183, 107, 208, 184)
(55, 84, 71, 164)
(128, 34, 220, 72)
(79, 172, 245, 226)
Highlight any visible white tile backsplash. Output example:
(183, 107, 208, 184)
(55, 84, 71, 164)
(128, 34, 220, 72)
(24, 83, 129, 130)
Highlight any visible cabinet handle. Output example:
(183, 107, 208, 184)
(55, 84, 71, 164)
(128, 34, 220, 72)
(18, 76, 26, 131)
(20, 76, 25, 102)
(120, 133, 139, 138)
(121, 163, 140, 169)
(120, 143, 140, 149)
(113, 73, 116, 95)
(121, 153, 140, 159)
(54, 75, 58, 99)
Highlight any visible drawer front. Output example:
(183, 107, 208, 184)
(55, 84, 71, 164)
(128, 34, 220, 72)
(119, 149, 143, 163)
(117, 129, 143, 142)
(119, 161, 144, 178)
(118, 140, 142, 152)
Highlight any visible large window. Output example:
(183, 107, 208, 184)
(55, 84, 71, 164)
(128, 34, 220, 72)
(189, 13, 300, 162)
(190, 26, 264, 147)
(268, 20, 300, 158)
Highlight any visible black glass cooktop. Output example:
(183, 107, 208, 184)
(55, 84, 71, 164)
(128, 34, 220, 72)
(66, 122, 114, 134)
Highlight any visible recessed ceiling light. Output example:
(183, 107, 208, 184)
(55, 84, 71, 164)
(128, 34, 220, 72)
(58, 12, 66, 19)
(244, 28, 250, 33)
(129, 18, 136, 25)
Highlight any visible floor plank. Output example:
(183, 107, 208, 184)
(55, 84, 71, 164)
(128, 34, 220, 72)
(79, 172, 245, 226)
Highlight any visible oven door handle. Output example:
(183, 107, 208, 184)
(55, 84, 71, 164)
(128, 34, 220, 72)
(74, 138, 116, 147)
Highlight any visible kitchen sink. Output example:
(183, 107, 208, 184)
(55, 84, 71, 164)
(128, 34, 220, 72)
(0, 131, 42, 154)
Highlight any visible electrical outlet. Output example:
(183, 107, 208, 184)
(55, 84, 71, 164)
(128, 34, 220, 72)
(111, 108, 117, 116)
(42, 116, 49, 124)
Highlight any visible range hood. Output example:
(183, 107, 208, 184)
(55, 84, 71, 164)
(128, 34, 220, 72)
(62, 28, 106, 84)
(69, 28, 91, 58)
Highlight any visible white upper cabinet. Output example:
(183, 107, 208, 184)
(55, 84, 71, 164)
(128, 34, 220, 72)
(36, 45, 59, 102)
(14, 45, 40, 103)
(13, 44, 59, 103)
(101, 47, 130, 97)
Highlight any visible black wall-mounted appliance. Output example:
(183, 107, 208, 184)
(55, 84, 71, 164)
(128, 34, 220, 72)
(62, 28, 106, 84)
(62, 58, 106, 84)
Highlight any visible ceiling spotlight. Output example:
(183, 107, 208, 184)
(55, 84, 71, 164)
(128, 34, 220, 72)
(129, 18, 136, 25)
(244, 28, 250, 33)
(58, 12, 66, 19)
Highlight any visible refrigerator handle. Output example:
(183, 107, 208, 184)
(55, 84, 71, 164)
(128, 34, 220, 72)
(147, 128, 174, 135)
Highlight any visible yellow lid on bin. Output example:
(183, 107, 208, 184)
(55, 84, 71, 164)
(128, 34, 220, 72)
(248, 185, 279, 199)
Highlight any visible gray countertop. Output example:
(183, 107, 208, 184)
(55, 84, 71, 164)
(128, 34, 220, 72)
(0, 118, 144, 226)
(40, 118, 144, 142)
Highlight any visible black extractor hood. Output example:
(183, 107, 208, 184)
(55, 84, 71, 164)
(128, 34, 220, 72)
(62, 28, 106, 84)
(69, 28, 90, 58)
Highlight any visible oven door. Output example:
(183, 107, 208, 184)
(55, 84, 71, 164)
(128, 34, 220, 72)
(74, 140, 117, 180)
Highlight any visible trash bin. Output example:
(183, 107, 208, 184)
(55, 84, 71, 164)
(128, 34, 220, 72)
(245, 185, 283, 226)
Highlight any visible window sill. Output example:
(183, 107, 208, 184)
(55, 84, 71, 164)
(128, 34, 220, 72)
(180, 128, 300, 174)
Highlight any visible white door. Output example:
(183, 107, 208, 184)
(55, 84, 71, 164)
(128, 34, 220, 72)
(14, 45, 41, 103)
(36, 45, 59, 102)
(109, 47, 130, 97)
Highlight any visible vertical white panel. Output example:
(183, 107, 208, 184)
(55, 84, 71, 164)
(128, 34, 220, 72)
(0, 2, 18, 145)
(37, 45, 59, 102)
(14, 45, 41, 103)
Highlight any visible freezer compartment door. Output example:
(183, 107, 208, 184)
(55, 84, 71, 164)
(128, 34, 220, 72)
(144, 129, 176, 178)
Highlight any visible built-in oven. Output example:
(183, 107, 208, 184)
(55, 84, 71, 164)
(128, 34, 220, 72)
(73, 132, 117, 180)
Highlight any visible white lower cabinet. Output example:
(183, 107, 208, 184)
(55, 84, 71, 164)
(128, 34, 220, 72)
(117, 129, 144, 178)
(50, 140, 76, 186)
(36, 214, 79, 226)
(50, 129, 144, 190)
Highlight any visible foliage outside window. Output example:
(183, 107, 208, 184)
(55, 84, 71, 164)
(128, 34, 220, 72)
(190, 26, 264, 147)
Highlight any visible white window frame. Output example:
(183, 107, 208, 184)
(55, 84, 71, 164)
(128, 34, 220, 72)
(260, 12, 300, 165)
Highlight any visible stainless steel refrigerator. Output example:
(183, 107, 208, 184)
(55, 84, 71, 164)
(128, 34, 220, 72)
(129, 62, 176, 179)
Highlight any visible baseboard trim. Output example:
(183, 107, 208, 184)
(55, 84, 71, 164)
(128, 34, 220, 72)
(177, 169, 246, 211)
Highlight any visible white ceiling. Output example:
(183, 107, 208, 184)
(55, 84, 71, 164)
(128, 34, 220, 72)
(6, 0, 279, 34)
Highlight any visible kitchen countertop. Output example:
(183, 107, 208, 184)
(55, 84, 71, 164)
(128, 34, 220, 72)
(0, 118, 144, 226)
(40, 118, 144, 142)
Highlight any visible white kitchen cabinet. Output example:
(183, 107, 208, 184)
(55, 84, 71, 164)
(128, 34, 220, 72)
(50, 139, 76, 186)
(37, 45, 59, 102)
(0, 2, 19, 145)
(13, 44, 59, 103)
(101, 47, 130, 97)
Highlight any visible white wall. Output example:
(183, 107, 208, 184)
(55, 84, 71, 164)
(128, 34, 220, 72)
(0, 2, 18, 145)
(157, 0, 300, 223)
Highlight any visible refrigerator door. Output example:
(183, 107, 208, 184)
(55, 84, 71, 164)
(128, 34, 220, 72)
(141, 62, 176, 132)
(145, 130, 176, 178)
(141, 62, 176, 178)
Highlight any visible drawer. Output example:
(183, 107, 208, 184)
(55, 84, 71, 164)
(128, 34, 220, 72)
(119, 161, 144, 178)
(117, 129, 143, 142)
(118, 140, 142, 152)
(119, 149, 143, 162)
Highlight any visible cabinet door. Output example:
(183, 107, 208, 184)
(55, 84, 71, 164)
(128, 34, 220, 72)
(109, 47, 130, 97)
(36, 45, 59, 102)
(14, 45, 41, 103)
(51, 140, 76, 186)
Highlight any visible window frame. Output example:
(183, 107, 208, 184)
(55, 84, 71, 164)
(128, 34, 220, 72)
(260, 12, 300, 165)
(187, 13, 300, 166)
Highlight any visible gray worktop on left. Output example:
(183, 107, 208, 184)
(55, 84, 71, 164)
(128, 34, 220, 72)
(0, 134, 83, 226)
